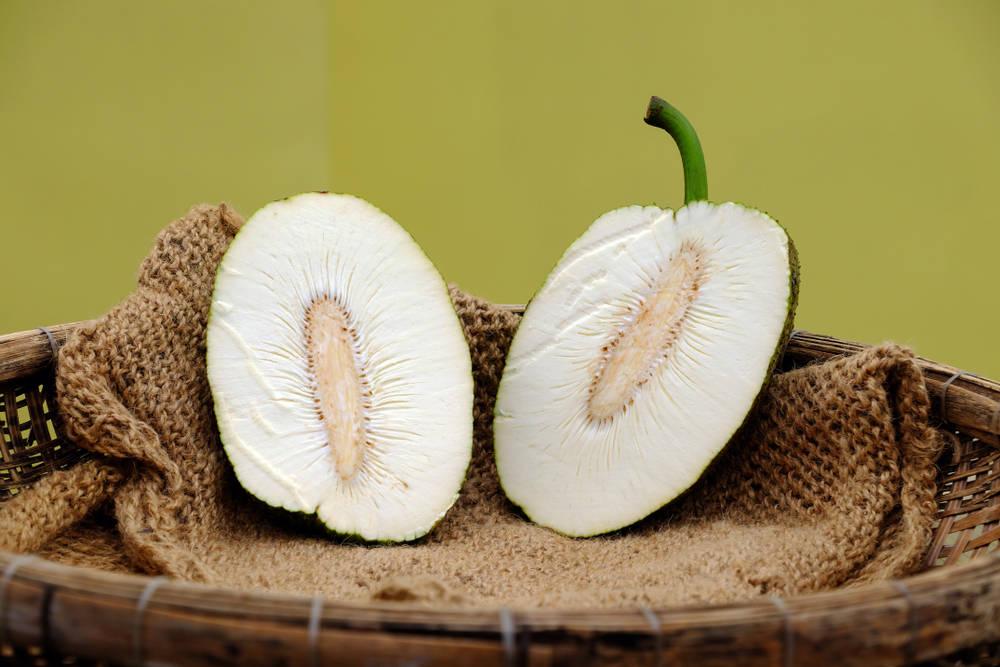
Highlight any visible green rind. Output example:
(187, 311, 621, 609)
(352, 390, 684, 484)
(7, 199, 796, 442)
(240, 488, 445, 546)
(206, 191, 474, 544)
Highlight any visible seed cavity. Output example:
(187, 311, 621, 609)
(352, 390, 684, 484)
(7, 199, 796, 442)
(588, 241, 707, 422)
(304, 296, 370, 481)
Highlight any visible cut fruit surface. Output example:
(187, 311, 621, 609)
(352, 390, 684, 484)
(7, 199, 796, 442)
(494, 199, 796, 537)
(206, 192, 473, 542)
(494, 97, 799, 538)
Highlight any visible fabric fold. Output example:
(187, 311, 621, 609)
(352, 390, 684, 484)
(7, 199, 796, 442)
(0, 203, 946, 608)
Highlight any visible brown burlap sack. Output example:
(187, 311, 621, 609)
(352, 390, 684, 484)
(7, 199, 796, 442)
(0, 204, 945, 608)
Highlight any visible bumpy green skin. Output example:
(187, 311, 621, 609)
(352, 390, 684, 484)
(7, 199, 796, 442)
(243, 491, 434, 546)
(734, 219, 799, 440)
(718, 203, 801, 401)
(775, 232, 801, 376)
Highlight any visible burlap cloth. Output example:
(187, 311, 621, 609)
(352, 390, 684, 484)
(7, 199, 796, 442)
(0, 204, 946, 608)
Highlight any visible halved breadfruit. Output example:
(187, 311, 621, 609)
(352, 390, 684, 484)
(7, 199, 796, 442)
(206, 192, 473, 542)
(493, 98, 798, 537)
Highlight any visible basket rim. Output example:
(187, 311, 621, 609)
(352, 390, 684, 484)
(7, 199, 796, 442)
(1, 320, 999, 664)
(1, 548, 998, 664)
(1, 547, 998, 626)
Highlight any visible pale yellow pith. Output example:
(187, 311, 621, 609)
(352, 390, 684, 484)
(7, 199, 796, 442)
(588, 243, 706, 421)
(304, 298, 369, 481)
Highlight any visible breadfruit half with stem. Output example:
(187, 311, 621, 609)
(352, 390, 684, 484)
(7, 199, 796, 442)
(494, 97, 799, 537)
(206, 192, 473, 542)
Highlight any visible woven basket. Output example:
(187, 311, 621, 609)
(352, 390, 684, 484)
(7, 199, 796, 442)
(0, 319, 998, 666)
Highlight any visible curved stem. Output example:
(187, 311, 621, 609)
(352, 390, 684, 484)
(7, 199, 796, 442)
(643, 96, 708, 204)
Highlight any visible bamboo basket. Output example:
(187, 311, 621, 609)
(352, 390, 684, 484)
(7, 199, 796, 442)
(0, 319, 998, 666)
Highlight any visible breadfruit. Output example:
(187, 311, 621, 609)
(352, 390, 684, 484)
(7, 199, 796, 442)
(493, 98, 798, 537)
(207, 192, 473, 542)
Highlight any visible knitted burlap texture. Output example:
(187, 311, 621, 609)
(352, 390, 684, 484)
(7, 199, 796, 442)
(0, 203, 945, 608)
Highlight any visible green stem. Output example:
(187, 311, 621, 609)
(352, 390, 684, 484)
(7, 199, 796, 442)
(643, 96, 708, 204)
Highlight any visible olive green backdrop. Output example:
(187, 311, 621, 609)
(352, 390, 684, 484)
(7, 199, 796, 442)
(2, 1, 998, 377)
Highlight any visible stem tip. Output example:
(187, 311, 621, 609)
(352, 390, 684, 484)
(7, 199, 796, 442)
(643, 96, 669, 126)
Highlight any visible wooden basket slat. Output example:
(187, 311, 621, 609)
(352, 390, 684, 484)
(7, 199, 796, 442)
(0, 323, 78, 384)
(952, 505, 1000, 531)
(23, 385, 52, 456)
(968, 526, 1000, 551)
(1, 551, 999, 665)
(3, 389, 27, 454)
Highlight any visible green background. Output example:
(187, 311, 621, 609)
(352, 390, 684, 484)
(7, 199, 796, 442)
(2, 1, 998, 377)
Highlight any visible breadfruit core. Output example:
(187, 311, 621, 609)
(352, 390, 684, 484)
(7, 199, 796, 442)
(206, 192, 473, 542)
(494, 201, 796, 537)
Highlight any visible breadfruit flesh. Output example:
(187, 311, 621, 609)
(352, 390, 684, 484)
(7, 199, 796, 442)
(207, 192, 473, 542)
(494, 201, 796, 537)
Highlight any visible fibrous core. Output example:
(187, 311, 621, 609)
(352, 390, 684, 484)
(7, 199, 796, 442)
(588, 241, 706, 421)
(304, 297, 370, 481)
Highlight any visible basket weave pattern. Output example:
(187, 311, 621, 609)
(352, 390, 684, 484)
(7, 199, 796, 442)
(780, 334, 1000, 572)
(927, 436, 1000, 566)
(0, 369, 87, 502)
(0, 324, 997, 665)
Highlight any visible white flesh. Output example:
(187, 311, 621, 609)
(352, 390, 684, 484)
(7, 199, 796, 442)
(494, 201, 792, 537)
(207, 193, 473, 542)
